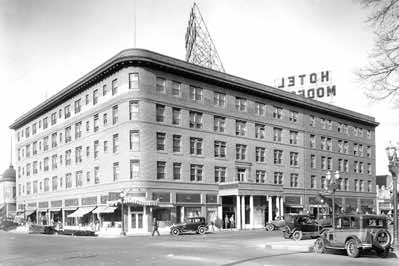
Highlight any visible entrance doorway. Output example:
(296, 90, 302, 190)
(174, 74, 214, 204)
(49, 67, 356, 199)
(221, 196, 236, 229)
(130, 206, 144, 232)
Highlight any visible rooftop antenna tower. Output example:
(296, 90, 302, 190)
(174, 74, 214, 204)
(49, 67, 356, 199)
(185, 3, 225, 72)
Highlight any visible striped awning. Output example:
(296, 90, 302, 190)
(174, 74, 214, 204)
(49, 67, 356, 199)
(124, 197, 158, 206)
(92, 206, 117, 214)
(67, 207, 95, 218)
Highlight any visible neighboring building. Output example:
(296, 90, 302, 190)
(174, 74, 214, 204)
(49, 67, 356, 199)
(0, 165, 16, 219)
(376, 174, 389, 188)
(376, 174, 399, 215)
(10, 49, 378, 234)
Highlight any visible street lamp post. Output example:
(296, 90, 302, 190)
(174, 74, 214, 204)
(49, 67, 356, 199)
(326, 170, 340, 229)
(120, 190, 126, 236)
(386, 143, 399, 244)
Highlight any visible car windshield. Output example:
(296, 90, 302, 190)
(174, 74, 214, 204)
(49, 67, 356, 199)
(364, 218, 386, 228)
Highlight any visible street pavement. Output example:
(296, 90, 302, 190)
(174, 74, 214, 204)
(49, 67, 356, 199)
(1, 229, 398, 266)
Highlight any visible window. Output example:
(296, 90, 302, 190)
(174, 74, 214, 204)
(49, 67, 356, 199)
(113, 162, 119, 181)
(236, 120, 246, 136)
(26, 163, 30, 176)
(311, 175, 316, 188)
(338, 140, 343, 153)
(310, 135, 315, 148)
(273, 106, 282, 119)
(65, 150, 71, 166)
(359, 144, 364, 157)
(214, 116, 225, 132)
(256, 147, 266, 162)
(112, 79, 118, 95)
(344, 178, 349, 191)
(65, 173, 72, 188)
(367, 163, 372, 175)
(290, 173, 298, 187)
(354, 179, 359, 192)
(368, 180, 372, 192)
(112, 105, 118, 124)
(51, 154, 57, 170)
(94, 140, 99, 159)
(104, 141, 108, 152)
(129, 100, 139, 120)
(289, 131, 298, 145)
(86, 171, 90, 183)
(311, 155, 316, 169)
(337, 123, 343, 133)
(273, 127, 282, 142)
(51, 113, 57, 125)
(189, 86, 203, 101)
(130, 160, 140, 179)
(94, 167, 100, 184)
(290, 152, 299, 166)
(42, 157, 49, 172)
(289, 110, 298, 122)
(339, 159, 344, 172)
(103, 113, 108, 126)
(274, 172, 283, 185)
(93, 89, 98, 105)
(344, 159, 349, 172)
(321, 157, 327, 170)
(274, 150, 283, 164)
(214, 92, 225, 107)
(33, 181, 38, 194)
(86, 120, 90, 132)
(64, 105, 71, 119)
(129, 73, 139, 90)
(44, 178, 49, 192)
(171, 81, 181, 96)
(33, 124, 37, 135)
(327, 120, 332, 130)
(75, 146, 82, 163)
(75, 122, 82, 139)
(190, 137, 203, 155)
(327, 157, 332, 170)
(75, 171, 83, 187)
(235, 97, 247, 112)
(75, 99, 82, 114)
(255, 124, 265, 139)
(236, 168, 247, 182)
(173, 162, 181, 180)
(344, 141, 349, 154)
(172, 135, 181, 153)
(157, 132, 166, 151)
(354, 143, 358, 156)
(320, 136, 326, 150)
(256, 170, 266, 183)
(310, 115, 316, 127)
(112, 134, 119, 153)
(189, 111, 202, 128)
(157, 161, 166, 179)
(103, 84, 107, 96)
(156, 77, 166, 93)
(359, 162, 364, 174)
(366, 130, 371, 139)
(321, 176, 327, 190)
(366, 146, 372, 158)
(236, 144, 247, 160)
(86, 146, 90, 157)
(172, 108, 181, 125)
(33, 161, 38, 174)
(156, 104, 165, 122)
(25, 144, 30, 158)
(214, 141, 226, 158)
(130, 130, 140, 151)
(85, 94, 89, 105)
(215, 167, 226, 183)
(190, 164, 203, 181)
(321, 118, 326, 129)
(94, 114, 99, 132)
(254, 102, 265, 116)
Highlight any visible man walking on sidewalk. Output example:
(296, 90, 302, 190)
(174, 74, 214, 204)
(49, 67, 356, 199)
(152, 218, 160, 236)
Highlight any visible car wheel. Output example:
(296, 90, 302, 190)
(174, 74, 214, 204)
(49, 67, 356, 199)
(171, 228, 180, 236)
(376, 249, 389, 258)
(374, 229, 391, 249)
(345, 239, 360, 258)
(265, 224, 274, 231)
(313, 238, 326, 254)
(292, 230, 303, 241)
(198, 226, 206, 235)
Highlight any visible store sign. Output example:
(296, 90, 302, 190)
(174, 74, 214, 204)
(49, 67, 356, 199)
(206, 194, 218, 203)
(38, 201, 49, 208)
(176, 193, 201, 203)
(285, 196, 301, 205)
(275, 71, 336, 100)
(152, 192, 171, 202)
(64, 198, 79, 207)
(28, 202, 37, 208)
(51, 200, 62, 207)
(82, 196, 97, 206)
(100, 195, 108, 204)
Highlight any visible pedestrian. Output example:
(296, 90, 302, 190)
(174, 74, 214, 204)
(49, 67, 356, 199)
(152, 218, 160, 236)
(224, 214, 229, 229)
(230, 214, 235, 230)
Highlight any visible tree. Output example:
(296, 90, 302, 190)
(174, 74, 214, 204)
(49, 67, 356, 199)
(358, 0, 399, 104)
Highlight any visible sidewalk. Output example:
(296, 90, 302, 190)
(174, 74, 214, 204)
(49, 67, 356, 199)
(264, 239, 314, 252)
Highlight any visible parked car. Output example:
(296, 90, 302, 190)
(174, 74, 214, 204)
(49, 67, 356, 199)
(282, 214, 325, 240)
(314, 214, 392, 258)
(170, 217, 208, 236)
(265, 216, 286, 231)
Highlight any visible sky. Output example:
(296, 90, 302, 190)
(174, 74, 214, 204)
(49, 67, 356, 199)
(0, 0, 398, 175)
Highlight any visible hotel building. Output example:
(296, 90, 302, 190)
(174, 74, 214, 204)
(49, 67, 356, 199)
(10, 49, 378, 234)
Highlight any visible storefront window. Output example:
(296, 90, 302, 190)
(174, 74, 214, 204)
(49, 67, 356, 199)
(185, 207, 201, 218)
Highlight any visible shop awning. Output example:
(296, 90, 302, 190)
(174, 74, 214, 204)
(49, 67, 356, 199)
(25, 209, 36, 216)
(67, 207, 95, 218)
(124, 197, 158, 206)
(92, 206, 117, 214)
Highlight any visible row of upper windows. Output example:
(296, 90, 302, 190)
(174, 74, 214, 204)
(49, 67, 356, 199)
(310, 155, 372, 175)
(310, 135, 372, 158)
(17, 72, 373, 143)
(16, 73, 140, 143)
(317, 175, 372, 192)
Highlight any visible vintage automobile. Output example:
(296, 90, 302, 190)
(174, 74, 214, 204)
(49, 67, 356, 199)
(170, 217, 208, 236)
(265, 216, 286, 231)
(314, 214, 392, 258)
(282, 214, 325, 240)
